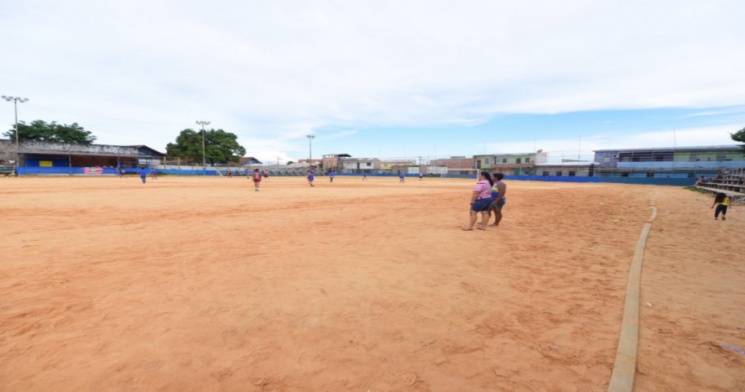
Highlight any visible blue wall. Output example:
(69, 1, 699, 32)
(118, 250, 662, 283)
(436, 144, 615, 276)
(505, 175, 694, 186)
(17, 167, 218, 176)
(25, 158, 69, 167)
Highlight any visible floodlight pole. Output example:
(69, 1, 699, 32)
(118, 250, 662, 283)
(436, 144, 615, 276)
(196, 120, 210, 173)
(306, 134, 315, 169)
(2, 95, 29, 172)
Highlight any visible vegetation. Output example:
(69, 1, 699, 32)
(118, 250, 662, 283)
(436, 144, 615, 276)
(166, 128, 246, 165)
(4, 120, 96, 145)
(731, 126, 745, 153)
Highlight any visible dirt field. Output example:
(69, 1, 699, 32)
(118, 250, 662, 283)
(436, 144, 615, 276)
(1, 176, 743, 391)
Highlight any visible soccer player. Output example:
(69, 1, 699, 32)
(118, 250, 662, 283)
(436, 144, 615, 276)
(307, 171, 315, 187)
(329, 171, 335, 183)
(419, 173, 423, 181)
(227, 169, 232, 178)
(363, 173, 367, 181)
(252, 169, 262, 191)
(139, 167, 147, 184)
(488, 172, 507, 226)
(712, 192, 730, 220)
(150, 167, 157, 180)
(399, 171, 405, 183)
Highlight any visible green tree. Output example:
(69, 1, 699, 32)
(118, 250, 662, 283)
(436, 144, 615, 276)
(4, 120, 96, 145)
(732, 126, 745, 152)
(166, 128, 246, 164)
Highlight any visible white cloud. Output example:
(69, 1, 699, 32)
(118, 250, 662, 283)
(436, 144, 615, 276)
(1, 0, 744, 162)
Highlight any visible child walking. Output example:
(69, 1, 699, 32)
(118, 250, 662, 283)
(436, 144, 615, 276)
(711, 192, 730, 220)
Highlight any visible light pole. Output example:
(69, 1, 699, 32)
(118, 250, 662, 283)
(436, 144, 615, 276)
(306, 134, 315, 170)
(196, 120, 210, 173)
(2, 95, 29, 171)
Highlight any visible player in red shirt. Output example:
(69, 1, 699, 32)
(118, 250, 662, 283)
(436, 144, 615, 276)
(252, 169, 262, 191)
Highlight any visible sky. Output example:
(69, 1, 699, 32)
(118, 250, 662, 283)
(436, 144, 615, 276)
(1, 0, 744, 163)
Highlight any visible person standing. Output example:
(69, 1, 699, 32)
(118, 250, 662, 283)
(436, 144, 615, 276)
(419, 173, 424, 181)
(712, 192, 730, 220)
(150, 167, 158, 180)
(227, 169, 232, 178)
(329, 171, 335, 183)
(139, 167, 147, 184)
(363, 173, 367, 181)
(399, 171, 405, 183)
(488, 172, 507, 226)
(463, 172, 494, 231)
(252, 169, 262, 191)
(307, 170, 315, 187)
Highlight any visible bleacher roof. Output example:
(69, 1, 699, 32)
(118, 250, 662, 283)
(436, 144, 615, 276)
(594, 145, 742, 153)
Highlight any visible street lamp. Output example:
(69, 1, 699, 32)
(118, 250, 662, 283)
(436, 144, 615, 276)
(196, 120, 210, 173)
(306, 134, 315, 170)
(2, 95, 29, 171)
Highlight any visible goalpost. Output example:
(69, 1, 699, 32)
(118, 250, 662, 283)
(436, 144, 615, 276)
(437, 168, 479, 179)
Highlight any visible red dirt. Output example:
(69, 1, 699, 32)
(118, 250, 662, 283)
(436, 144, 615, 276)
(0, 177, 742, 391)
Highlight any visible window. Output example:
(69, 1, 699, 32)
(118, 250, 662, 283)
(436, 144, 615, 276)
(647, 172, 654, 178)
(366, 162, 371, 167)
(603, 157, 611, 163)
(525, 157, 531, 163)
(485, 159, 490, 165)
(556, 171, 562, 176)
(569, 171, 576, 177)
(476, 161, 481, 169)
(516, 158, 522, 164)
(502, 158, 507, 163)
(542, 171, 550, 176)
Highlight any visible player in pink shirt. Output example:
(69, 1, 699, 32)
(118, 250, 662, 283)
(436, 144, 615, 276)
(463, 172, 494, 231)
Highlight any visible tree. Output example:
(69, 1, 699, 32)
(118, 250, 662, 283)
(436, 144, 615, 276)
(286, 161, 294, 165)
(166, 128, 246, 165)
(732, 126, 745, 153)
(4, 120, 96, 145)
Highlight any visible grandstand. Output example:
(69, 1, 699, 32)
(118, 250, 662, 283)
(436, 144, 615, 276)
(696, 167, 745, 203)
(0, 139, 164, 175)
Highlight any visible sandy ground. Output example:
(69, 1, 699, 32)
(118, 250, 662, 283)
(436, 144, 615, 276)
(0, 176, 742, 391)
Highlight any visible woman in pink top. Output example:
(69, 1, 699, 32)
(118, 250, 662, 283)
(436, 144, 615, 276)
(463, 172, 494, 231)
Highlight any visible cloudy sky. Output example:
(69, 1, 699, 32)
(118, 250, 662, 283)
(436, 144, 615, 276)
(2, 0, 744, 163)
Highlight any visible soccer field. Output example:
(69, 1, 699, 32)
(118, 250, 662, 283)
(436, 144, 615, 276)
(1, 176, 743, 391)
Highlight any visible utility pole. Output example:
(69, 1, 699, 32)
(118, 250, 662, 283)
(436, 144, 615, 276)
(306, 134, 315, 169)
(2, 95, 29, 172)
(196, 120, 210, 174)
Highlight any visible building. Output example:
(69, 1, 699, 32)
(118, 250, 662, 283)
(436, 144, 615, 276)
(429, 156, 474, 170)
(297, 158, 323, 168)
(379, 160, 416, 171)
(594, 145, 745, 178)
(0, 139, 165, 174)
(239, 156, 263, 166)
(342, 158, 380, 173)
(473, 151, 548, 175)
(536, 163, 595, 177)
(322, 153, 351, 171)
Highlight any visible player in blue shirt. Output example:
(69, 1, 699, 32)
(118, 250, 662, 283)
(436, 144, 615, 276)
(307, 171, 315, 187)
(139, 167, 148, 184)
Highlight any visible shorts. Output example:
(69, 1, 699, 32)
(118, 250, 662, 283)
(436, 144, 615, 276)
(489, 198, 506, 211)
(471, 197, 493, 212)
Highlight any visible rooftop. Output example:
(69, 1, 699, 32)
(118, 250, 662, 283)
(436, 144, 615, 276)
(594, 145, 743, 153)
